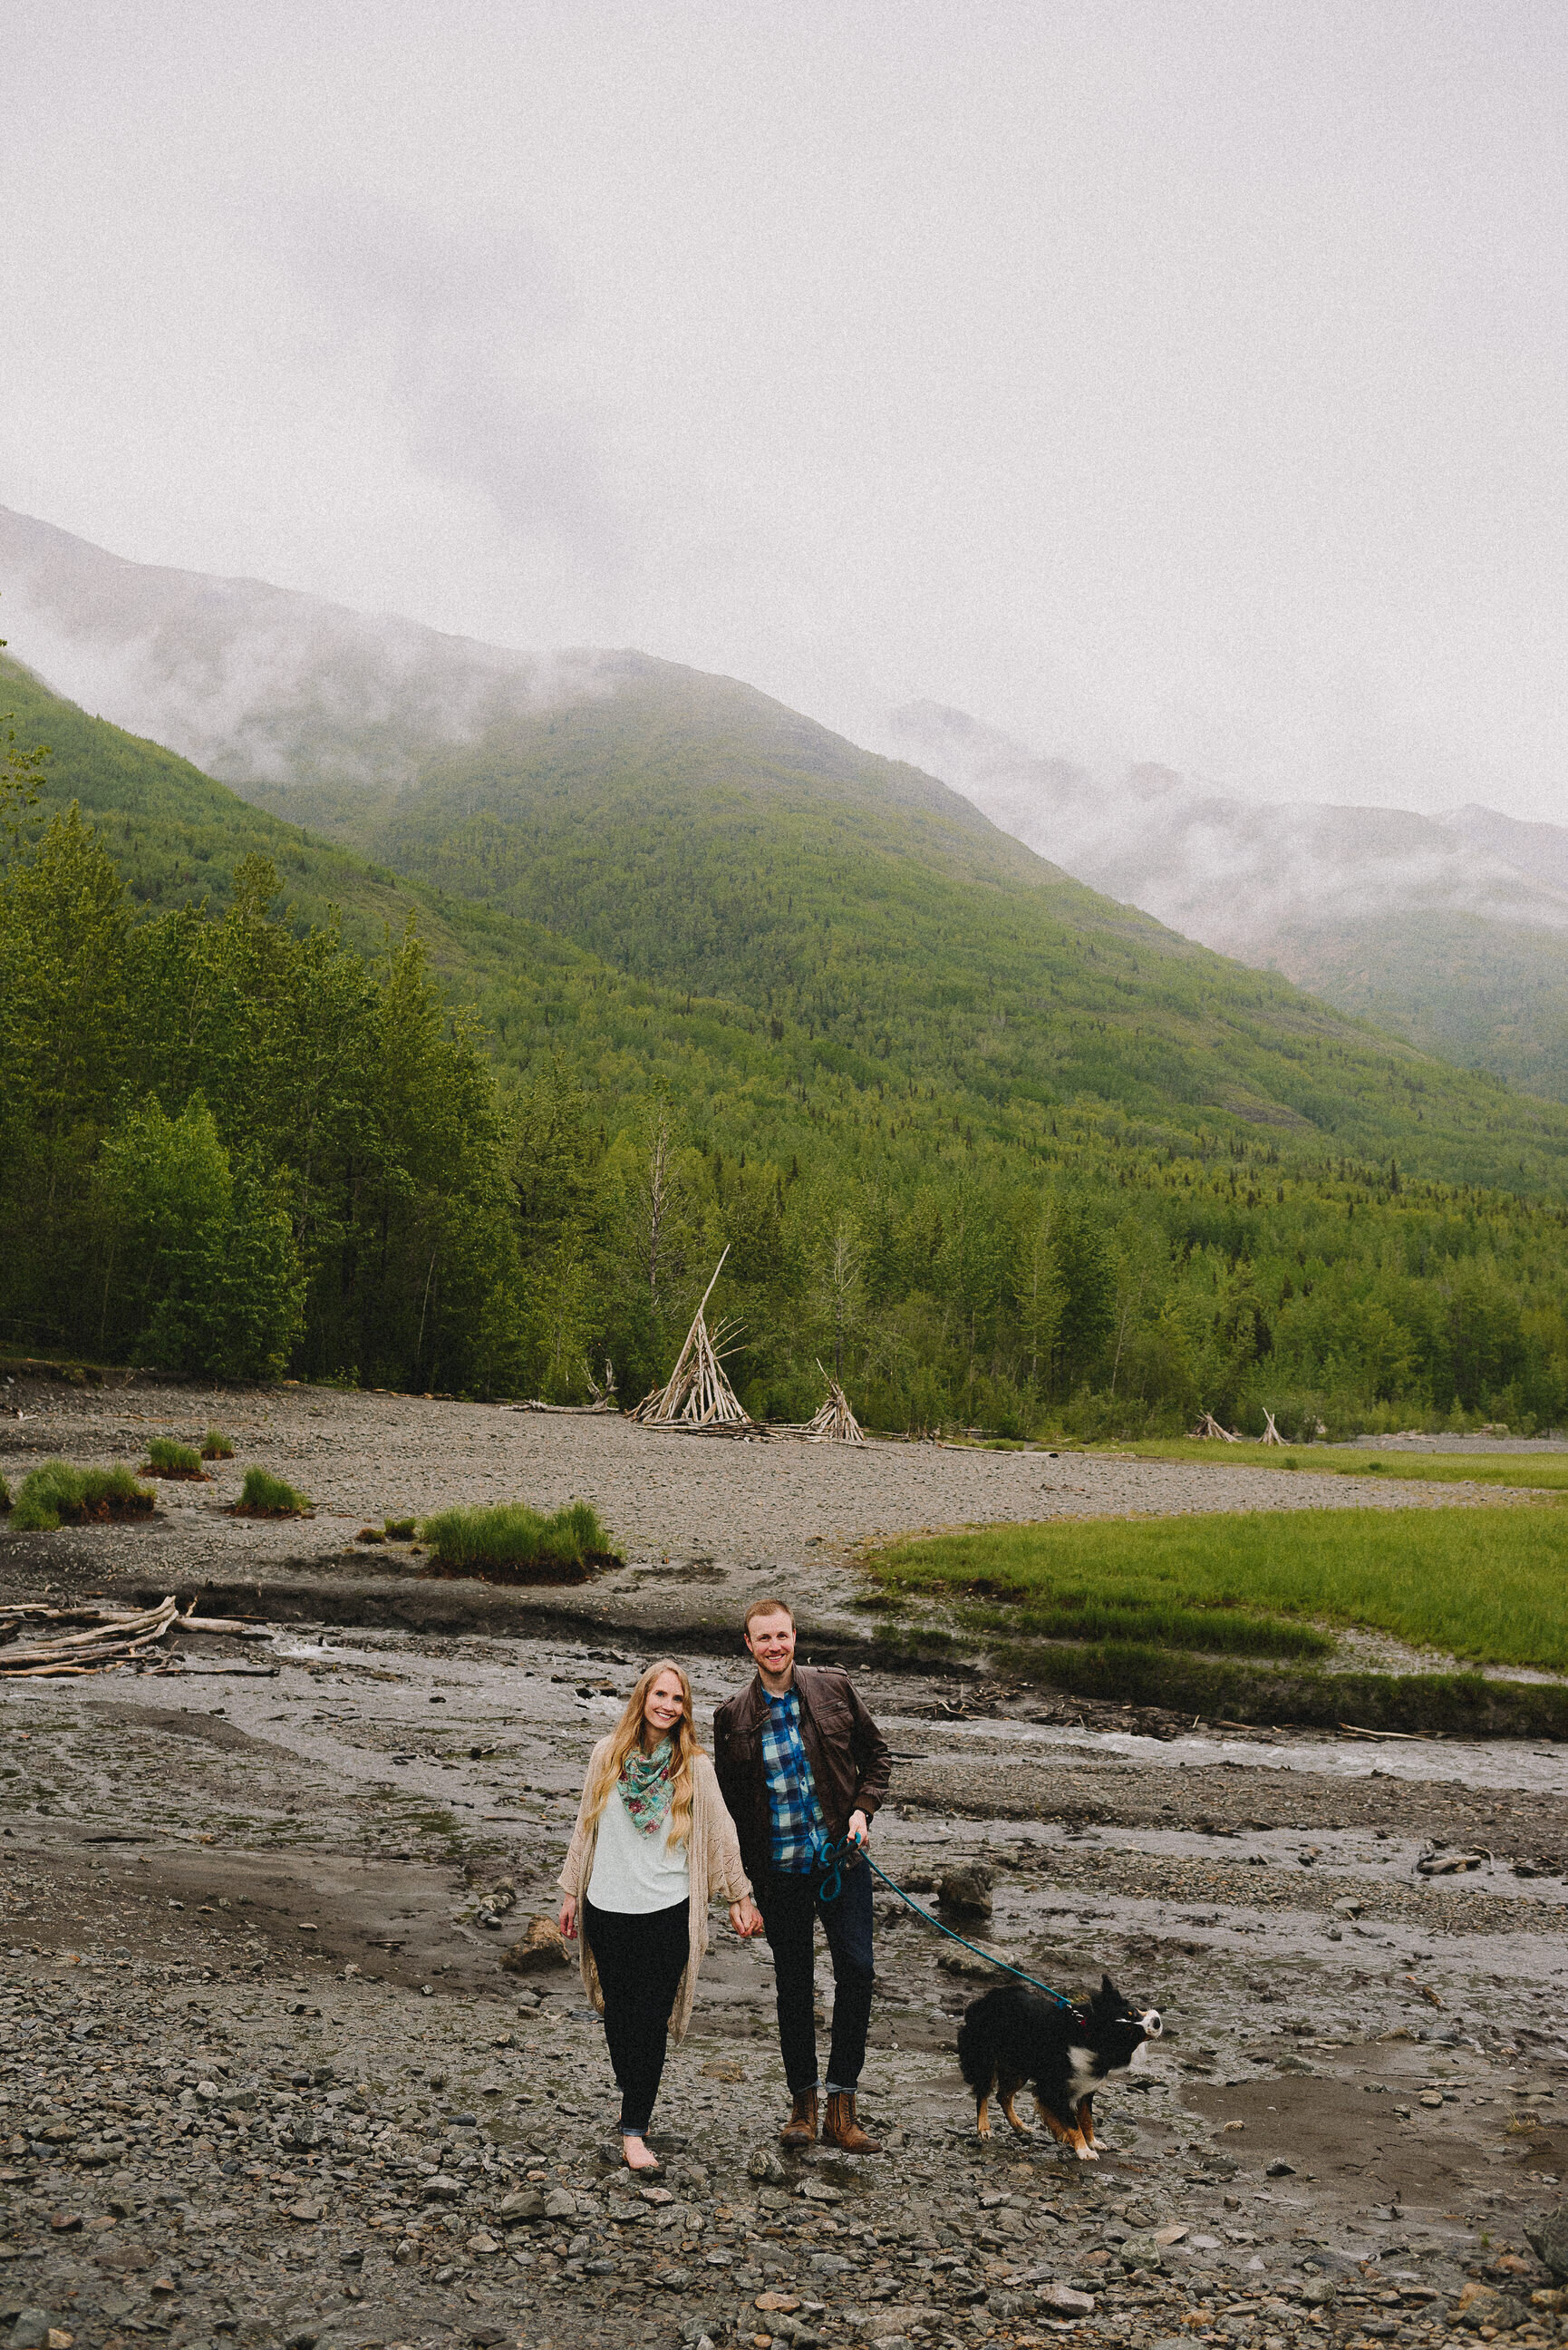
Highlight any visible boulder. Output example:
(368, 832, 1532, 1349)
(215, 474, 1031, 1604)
(500, 1917, 572, 1975)
(937, 1865, 994, 1921)
(1527, 2209, 1568, 2282)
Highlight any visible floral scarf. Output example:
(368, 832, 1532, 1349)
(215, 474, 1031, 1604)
(620, 1735, 677, 1836)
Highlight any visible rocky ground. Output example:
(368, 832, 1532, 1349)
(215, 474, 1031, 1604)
(5, 1622, 1568, 2350)
(5, 1379, 1568, 2350)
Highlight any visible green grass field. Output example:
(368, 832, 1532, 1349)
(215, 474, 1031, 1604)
(871, 1503, 1568, 1672)
(1067, 1440, 1568, 1494)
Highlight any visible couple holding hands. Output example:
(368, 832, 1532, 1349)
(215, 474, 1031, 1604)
(557, 1597, 891, 2172)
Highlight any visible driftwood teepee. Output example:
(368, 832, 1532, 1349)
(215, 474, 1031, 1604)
(1190, 1410, 1239, 1442)
(802, 1361, 866, 1445)
(1260, 1408, 1283, 1445)
(631, 1248, 765, 1435)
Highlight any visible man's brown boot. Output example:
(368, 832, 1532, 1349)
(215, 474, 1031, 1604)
(824, 2092, 882, 2153)
(779, 2089, 818, 2147)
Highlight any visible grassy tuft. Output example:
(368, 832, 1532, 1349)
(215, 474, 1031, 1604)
(11, 1460, 156, 1533)
(0, 1473, 9, 1511)
(233, 1466, 312, 1517)
(420, 1499, 618, 1585)
(143, 1437, 205, 1478)
(383, 1517, 417, 1539)
(873, 1504, 1568, 1674)
(200, 1427, 236, 1459)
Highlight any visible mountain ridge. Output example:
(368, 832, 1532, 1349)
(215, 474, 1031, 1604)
(11, 600, 1568, 1432)
(890, 699, 1568, 1102)
(6, 619, 1568, 1199)
(8, 504, 1568, 1188)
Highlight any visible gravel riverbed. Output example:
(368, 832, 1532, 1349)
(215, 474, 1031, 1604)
(4, 1380, 1566, 2350)
(0, 1380, 1528, 1604)
(4, 1624, 1568, 2350)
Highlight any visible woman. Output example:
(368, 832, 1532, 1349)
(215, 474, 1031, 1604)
(558, 1658, 761, 2172)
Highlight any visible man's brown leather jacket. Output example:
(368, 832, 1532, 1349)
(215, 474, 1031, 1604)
(712, 1663, 892, 1891)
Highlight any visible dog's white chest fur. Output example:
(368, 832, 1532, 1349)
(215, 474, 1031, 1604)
(1067, 2035, 1150, 2097)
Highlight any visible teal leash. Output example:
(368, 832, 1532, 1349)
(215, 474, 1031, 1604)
(810, 1834, 1078, 2013)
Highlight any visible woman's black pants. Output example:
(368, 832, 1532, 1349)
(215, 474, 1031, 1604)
(583, 1896, 691, 2135)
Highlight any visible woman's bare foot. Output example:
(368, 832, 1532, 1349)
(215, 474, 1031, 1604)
(622, 2133, 661, 2173)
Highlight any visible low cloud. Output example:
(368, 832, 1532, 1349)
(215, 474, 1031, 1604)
(266, 195, 624, 570)
(890, 701, 1568, 955)
(0, 505, 644, 788)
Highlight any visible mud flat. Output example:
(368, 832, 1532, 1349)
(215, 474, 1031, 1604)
(4, 1619, 1568, 2350)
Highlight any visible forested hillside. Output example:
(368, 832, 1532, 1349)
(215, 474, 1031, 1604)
(231, 665, 1568, 1190)
(895, 700, 1568, 1106)
(6, 653, 1568, 1437)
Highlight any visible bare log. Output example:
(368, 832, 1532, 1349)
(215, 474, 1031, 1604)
(0, 1596, 181, 1676)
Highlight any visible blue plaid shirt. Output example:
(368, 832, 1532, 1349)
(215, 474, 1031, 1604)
(761, 1683, 828, 1873)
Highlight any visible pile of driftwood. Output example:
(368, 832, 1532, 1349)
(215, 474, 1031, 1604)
(779, 1363, 866, 1445)
(1190, 1411, 1239, 1441)
(803, 1373, 865, 1445)
(631, 1248, 767, 1437)
(0, 1597, 268, 1678)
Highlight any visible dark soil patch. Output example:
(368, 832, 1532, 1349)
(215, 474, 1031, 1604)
(986, 1636, 1568, 1740)
(140, 1463, 211, 1481)
(227, 1503, 314, 1520)
(55, 1493, 156, 1524)
(421, 1549, 617, 1588)
(3, 1830, 526, 1996)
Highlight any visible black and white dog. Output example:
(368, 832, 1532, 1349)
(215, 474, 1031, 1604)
(956, 1976, 1162, 2157)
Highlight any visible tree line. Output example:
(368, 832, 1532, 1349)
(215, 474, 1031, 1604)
(3, 795, 1567, 1437)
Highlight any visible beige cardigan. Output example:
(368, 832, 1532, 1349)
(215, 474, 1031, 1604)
(557, 1741, 752, 2043)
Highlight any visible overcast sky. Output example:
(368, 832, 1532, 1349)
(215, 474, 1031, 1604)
(3, 1, 1565, 815)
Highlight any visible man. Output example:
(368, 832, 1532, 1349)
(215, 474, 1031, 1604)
(713, 1597, 891, 2152)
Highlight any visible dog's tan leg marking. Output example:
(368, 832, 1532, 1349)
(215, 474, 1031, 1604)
(975, 2092, 992, 2140)
(1077, 2095, 1097, 2149)
(999, 2076, 1032, 2137)
(1071, 2129, 1099, 2161)
(1035, 2100, 1078, 2147)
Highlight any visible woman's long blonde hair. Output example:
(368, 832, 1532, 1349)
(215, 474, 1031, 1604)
(582, 1658, 701, 1851)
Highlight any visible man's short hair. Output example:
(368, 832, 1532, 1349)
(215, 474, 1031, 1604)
(744, 1597, 796, 1633)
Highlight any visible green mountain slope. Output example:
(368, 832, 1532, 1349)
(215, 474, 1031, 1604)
(231, 664, 1568, 1192)
(1270, 910, 1568, 1106)
(12, 652, 1568, 1435)
(1, 651, 454, 953)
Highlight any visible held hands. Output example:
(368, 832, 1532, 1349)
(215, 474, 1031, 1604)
(847, 1810, 869, 1848)
(557, 1895, 577, 1941)
(729, 1897, 764, 1938)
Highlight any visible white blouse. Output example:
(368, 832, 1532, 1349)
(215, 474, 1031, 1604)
(586, 1783, 692, 1914)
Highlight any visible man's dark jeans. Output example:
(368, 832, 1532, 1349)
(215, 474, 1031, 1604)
(758, 1859, 875, 2093)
